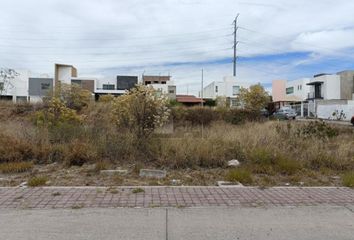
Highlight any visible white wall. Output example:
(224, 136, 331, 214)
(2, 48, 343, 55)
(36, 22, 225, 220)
(1, 69, 31, 102)
(203, 76, 252, 99)
(96, 78, 117, 90)
(317, 104, 354, 120)
(286, 78, 310, 100)
(57, 66, 73, 84)
(148, 81, 175, 94)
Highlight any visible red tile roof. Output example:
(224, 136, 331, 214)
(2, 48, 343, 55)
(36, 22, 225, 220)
(176, 95, 204, 103)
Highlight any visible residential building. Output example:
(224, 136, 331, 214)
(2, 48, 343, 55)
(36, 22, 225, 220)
(28, 77, 53, 102)
(271, 70, 354, 119)
(0, 69, 31, 102)
(116, 76, 138, 90)
(307, 71, 354, 119)
(94, 76, 138, 100)
(203, 76, 252, 108)
(54, 63, 77, 86)
(143, 75, 176, 100)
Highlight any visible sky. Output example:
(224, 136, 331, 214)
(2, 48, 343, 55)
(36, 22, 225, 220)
(1, 0, 354, 95)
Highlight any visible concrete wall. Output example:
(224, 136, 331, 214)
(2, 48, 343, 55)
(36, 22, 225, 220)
(28, 78, 53, 97)
(0, 70, 31, 102)
(317, 103, 354, 120)
(338, 71, 354, 100)
(116, 76, 138, 90)
(203, 76, 252, 100)
(272, 80, 286, 102)
(285, 78, 311, 100)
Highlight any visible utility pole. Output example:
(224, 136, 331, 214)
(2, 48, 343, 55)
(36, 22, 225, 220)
(233, 13, 240, 77)
(201, 68, 204, 107)
(201, 68, 204, 138)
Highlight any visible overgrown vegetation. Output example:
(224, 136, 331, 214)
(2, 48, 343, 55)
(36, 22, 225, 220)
(0, 83, 353, 187)
(27, 176, 48, 187)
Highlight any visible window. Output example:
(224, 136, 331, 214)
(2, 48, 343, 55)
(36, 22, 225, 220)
(153, 81, 159, 84)
(300, 85, 302, 90)
(0, 82, 4, 91)
(215, 86, 218, 93)
(232, 86, 240, 95)
(286, 87, 294, 94)
(103, 84, 115, 90)
(71, 80, 82, 86)
(41, 83, 50, 90)
(161, 81, 166, 84)
(145, 81, 151, 85)
(169, 90, 174, 94)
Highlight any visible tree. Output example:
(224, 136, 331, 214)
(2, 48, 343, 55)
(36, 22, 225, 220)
(238, 84, 269, 111)
(111, 85, 170, 139)
(0, 68, 19, 95)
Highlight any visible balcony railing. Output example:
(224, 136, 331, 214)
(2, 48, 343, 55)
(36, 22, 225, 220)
(307, 92, 323, 99)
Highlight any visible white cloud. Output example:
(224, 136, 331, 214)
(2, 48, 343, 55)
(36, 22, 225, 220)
(0, 0, 353, 95)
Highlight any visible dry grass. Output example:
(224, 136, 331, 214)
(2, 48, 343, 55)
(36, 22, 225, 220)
(0, 161, 33, 173)
(226, 169, 253, 184)
(1, 100, 354, 186)
(343, 172, 354, 188)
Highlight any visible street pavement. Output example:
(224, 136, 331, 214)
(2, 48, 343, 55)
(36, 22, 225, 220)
(0, 206, 353, 240)
(0, 187, 353, 240)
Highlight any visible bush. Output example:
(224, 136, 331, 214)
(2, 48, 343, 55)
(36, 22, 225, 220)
(27, 176, 48, 187)
(343, 172, 354, 188)
(226, 169, 253, 184)
(184, 107, 217, 126)
(296, 121, 338, 139)
(112, 85, 170, 139)
(222, 109, 262, 125)
(0, 134, 34, 163)
(275, 156, 301, 175)
(65, 140, 97, 166)
(0, 161, 33, 173)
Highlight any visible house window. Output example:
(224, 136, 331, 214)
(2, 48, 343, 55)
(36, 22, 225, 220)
(232, 86, 240, 95)
(145, 81, 151, 85)
(161, 81, 166, 84)
(153, 81, 159, 84)
(300, 85, 302, 90)
(71, 80, 82, 86)
(41, 83, 50, 90)
(286, 87, 294, 94)
(215, 86, 218, 93)
(103, 84, 115, 90)
(0, 82, 4, 91)
(169, 90, 174, 94)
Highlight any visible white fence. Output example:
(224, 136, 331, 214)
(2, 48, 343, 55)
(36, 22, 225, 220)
(317, 104, 354, 120)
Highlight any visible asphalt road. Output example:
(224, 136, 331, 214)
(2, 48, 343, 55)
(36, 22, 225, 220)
(0, 206, 353, 240)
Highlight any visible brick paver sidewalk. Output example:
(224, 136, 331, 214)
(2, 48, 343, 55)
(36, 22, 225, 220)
(0, 187, 353, 209)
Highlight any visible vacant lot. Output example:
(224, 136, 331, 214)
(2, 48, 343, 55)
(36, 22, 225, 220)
(0, 98, 353, 187)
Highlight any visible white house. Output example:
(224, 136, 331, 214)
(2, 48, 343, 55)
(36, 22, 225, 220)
(203, 76, 252, 107)
(285, 78, 311, 101)
(0, 69, 31, 102)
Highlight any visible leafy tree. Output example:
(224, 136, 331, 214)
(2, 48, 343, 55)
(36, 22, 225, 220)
(238, 84, 270, 111)
(111, 85, 170, 139)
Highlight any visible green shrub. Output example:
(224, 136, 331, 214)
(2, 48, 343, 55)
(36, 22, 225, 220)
(28, 176, 48, 187)
(343, 172, 354, 188)
(226, 169, 253, 184)
(184, 107, 217, 126)
(275, 156, 301, 175)
(222, 109, 261, 125)
(0, 161, 33, 173)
